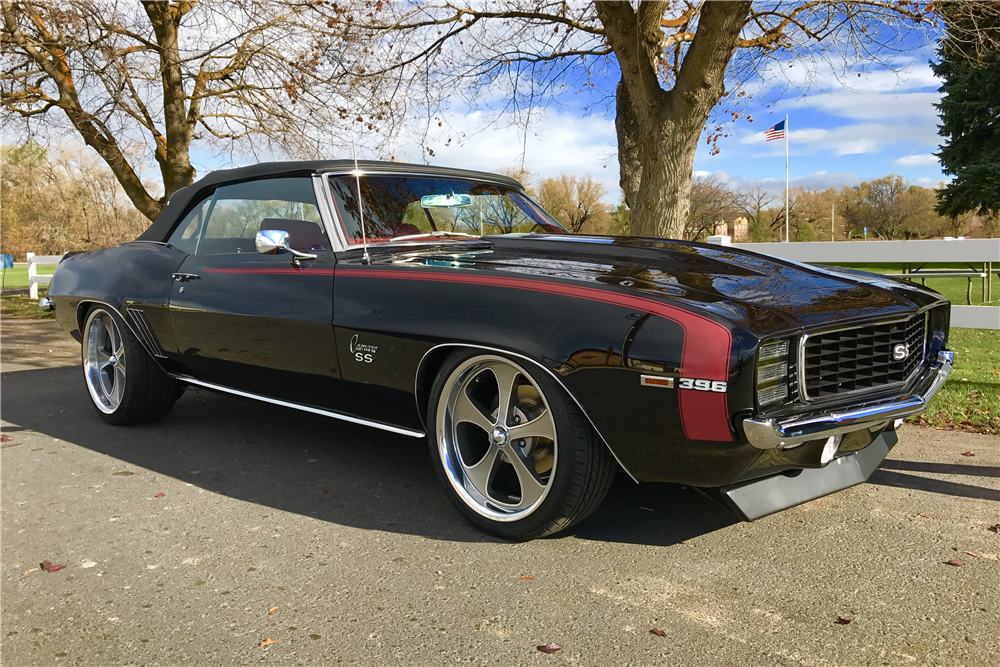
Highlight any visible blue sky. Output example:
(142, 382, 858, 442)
(189, 28, 947, 205)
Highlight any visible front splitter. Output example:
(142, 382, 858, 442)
(720, 429, 898, 521)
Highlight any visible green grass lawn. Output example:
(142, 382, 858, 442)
(0, 265, 57, 289)
(822, 263, 999, 306)
(909, 328, 1000, 434)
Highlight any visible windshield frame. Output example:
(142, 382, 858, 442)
(320, 171, 567, 251)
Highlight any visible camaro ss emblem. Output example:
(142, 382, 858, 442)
(892, 343, 909, 361)
(349, 334, 378, 363)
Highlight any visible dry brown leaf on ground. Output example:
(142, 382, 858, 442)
(835, 616, 852, 625)
(519, 576, 535, 580)
(155, 493, 166, 498)
(965, 551, 979, 557)
(536, 642, 561, 654)
(268, 607, 278, 615)
(989, 524, 1000, 533)
(919, 513, 930, 518)
(22, 568, 37, 575)
(651, 628, 667, 636)
(961, 451, 976, 457)
(1, 435, 13, 442)
(944, 559, 965, 567)
(259, 638, 278, 647)
(41, 561, 66, 573)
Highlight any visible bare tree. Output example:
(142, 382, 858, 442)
(685, 174, 739, 241)
(535, 174, 609, 233)
(1, 1, 393, 221)
(736, 184, 777, 225)
(327, 1, 992, 239)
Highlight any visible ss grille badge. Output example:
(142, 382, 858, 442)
(892, 343, 909, 361)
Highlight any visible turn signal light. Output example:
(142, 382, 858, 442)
(756, 338, 791, 408)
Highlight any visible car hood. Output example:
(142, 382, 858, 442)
(402, 234, 946, 337)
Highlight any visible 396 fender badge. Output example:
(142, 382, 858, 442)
(640, 375, 727, 392)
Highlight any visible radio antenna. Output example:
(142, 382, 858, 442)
(352, 134, 370, 265)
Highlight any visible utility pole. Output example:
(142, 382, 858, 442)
(831, 202, 835, 242)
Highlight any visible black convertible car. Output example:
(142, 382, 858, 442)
(42, 160, 954, 539)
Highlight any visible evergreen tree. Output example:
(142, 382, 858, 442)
(933, 7, 1000, 225)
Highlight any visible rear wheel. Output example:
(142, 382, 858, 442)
(82, 305, 179, 425)
(427, 350, 615, 540)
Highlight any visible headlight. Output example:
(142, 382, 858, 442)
(756, 338, 791, 408)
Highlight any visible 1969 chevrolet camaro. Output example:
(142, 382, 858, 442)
(42, 160, 954, 539)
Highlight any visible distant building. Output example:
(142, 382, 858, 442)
(712, 217, 749, 241)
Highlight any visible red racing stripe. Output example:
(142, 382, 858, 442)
(203, 268, 336, 276)
(336, 267, 733, 441)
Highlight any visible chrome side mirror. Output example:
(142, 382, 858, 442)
(255, 229, 318, 266)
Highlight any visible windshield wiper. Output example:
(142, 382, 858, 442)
(391, 231, 480, 242)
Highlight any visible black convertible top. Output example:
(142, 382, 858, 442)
(137, 159, 524, 243)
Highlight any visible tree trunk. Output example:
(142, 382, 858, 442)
(630, 113, 699, 239)
(615, 78, 642, 210)
(600, 0, 752, 240)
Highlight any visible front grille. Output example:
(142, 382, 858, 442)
(801, 314, 926, 399)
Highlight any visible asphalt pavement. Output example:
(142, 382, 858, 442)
(2, 318, 998, 666)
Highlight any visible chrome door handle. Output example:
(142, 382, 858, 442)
(172, 273, 200, 283)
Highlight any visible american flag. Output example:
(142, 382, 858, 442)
(765, 120, 785, 142)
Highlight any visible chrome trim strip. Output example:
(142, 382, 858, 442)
(743, 350, 953, 450)
(169, 375, 426, 439)
(798, 312, 928, 403)
(414, 343, 641, 483)
(313, 174, 348, 252)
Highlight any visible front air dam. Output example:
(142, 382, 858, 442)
(720, 429, 898, 521)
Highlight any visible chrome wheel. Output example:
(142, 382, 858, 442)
(84, 309, 126, 414)
(436, 355, 557, 521)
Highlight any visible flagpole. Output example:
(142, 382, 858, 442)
(784, 114, 789, 243)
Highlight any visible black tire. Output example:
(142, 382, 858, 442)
(81, 305, 179, 425)
(427, 349, 615, 540)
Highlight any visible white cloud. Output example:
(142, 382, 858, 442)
(894, 153, 939, 167)
(698, 169, 863, 196)
(742, 121, 938, 157)
(389, 107, 621, 199)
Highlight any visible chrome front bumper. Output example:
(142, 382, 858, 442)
(742, 350, 954, 450)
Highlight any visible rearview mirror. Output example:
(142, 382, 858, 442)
(420, 194, 473, 208)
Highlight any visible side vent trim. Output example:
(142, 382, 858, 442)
(126, 308, 166, 358)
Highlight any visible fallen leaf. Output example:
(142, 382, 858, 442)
(944, 559, 965, 567)
(268, 607, 278, 615)
(536, 643, 561, 654)
(961, 451, 975, 457)
(988, 524, 1000, 533)
(519, 576, 535, 580)
(965, 552, 978, 557)
(319, 488, 328, 494)
(259, 638, 278, 647)
(919, 513, 930, 518)
(0, 435, 13, 442)
(40, 561, 66, 573)
(835, 616, 851, 625)
(22, 568, 37, 575)
(651, 628, 667, 636)
(155, 492, 166, 498)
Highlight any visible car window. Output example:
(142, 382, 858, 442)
(167, 198, 212, 254)
(197, 177, 329, 255)
(328, 175, 566, 245)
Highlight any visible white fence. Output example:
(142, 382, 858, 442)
(26, 252, 63, 299)
(705, 238, 999, 330)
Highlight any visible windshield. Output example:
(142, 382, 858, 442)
(328, 175, 567, 244)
